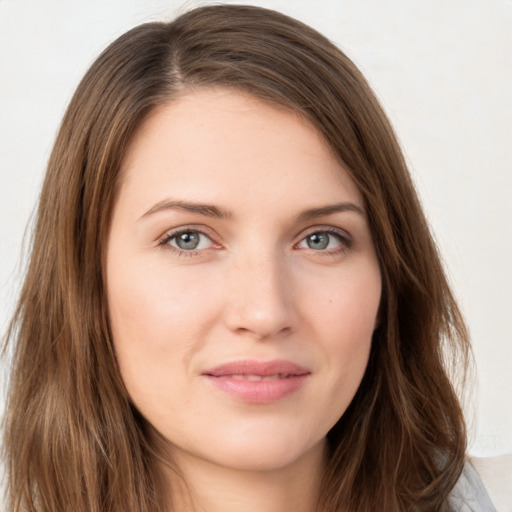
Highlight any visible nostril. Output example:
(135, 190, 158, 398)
(234, 325, 292, 340)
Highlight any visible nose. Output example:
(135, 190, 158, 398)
(223, 252, 298, 340)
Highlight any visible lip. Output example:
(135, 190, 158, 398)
(202, 359, 310, 404)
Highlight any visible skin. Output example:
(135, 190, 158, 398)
(106, 88, 382, 512)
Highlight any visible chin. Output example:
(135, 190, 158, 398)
(188, 427, 326, 473)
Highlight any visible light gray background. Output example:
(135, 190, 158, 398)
(1, 0, 511, 459)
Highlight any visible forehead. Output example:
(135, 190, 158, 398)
(118, 88, 363, 213)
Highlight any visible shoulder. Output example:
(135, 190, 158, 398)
(448, 460, 497, 512)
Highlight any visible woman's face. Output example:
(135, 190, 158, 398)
(106, 89, 381, 473)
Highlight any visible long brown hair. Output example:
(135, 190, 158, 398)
(3, 5, 469, 511)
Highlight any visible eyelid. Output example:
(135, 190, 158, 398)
(157, 225, 222, 251)
(156, 224, 353, 256)
(297, 225, 352, 243)
(294, 225, 354, 252)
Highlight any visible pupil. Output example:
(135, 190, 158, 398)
(307, 233, 329, 250)
(177, 232, 200, 250)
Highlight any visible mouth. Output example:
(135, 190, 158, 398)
(222, 374, 297, 381)
(202, 359, 310, 403)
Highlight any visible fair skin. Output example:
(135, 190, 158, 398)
(106, 88, 381, 512)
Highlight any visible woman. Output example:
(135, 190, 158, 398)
(2, 5, 496, 512)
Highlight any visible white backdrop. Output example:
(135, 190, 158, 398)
(0, 0, 511, 459)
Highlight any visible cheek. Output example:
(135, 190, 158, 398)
(305, 261, 381, 345)
(303, 264, 380, 418)
(328, 288, 378, 375)
(108, 257, 219, 350)
(106, 257, 221, 410)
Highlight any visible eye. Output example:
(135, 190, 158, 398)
(297, 229, 349, 252)
(165, 230, 214, 251)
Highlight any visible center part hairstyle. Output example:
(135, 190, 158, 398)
(3, 5, 469, 512)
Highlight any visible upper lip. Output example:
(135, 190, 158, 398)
(203, 359, 310, 377)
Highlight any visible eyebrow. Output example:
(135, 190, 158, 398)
(139, 199, 365, 222)
(296, 202, 365, 222)
(140, 199, 232, 220)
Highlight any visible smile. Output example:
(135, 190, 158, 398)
(225, 374, 292, 381)
(202, 360, 310, 403)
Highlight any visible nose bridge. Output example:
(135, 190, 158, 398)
(224, 247, 295, 339)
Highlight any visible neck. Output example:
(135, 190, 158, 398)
(162, 441, 326, 512)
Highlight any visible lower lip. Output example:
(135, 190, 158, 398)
(204, 375, 309, 403)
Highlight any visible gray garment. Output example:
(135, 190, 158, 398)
(449, 461, 497, 511)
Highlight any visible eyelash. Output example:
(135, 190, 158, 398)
(297, 227, 353, 255)
(158, 227, 218, 257)
(157, 226, 353, 257)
